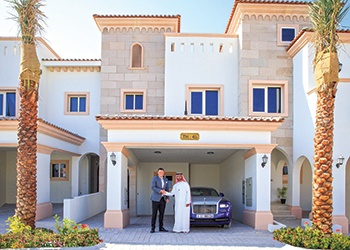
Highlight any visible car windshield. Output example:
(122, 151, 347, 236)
(191, 188, 219, 197)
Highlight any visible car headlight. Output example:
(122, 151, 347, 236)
(220, 204, 229, 208)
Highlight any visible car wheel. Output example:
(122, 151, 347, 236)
(223, 222, 231, 229)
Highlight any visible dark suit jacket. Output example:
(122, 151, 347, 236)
(151, 176, 169, 202)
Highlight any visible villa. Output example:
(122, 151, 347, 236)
(0, 0, 350, 233)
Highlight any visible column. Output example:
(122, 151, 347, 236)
(36, 151, 53, 221)
(71, 156, 80, 197)
(289, 157, 304, 219)
(103, 144, 130, 228)
(242, 147, 273, 230)
(332, 156, 348, 234)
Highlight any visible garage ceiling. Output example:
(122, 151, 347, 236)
(129, 148, 239, 164)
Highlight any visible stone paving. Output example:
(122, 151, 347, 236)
(0, 204, 303, 250)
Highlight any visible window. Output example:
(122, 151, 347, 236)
(252, 87, 281, 113)
(181, 43, 185, 52)
(171, 43, 175, 52)
(190, 43, 194, 52)
(186, 85, 224, 116)
(120, 89, 146, 113)
(0, 91, 16, 117)
(277, 24, 299, 46)
(129, 43, 145, 69)
(64, 92, 89, 115)
(249, 80, 288, 117)
(50, 160, 69, 181)
(200, 43, 204, 52)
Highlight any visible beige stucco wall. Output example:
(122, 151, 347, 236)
(79, 155, 89, 195)
(136, 162, 189, 216)
(236, 16, 311, 161)
(5, 150, 17, 204)
(346, 160, 350, 221)
(219, 150, 245, 222)
(300, 160, 312, 211)
(50, 153, 72, 203)
(0, 151, 7, 206)
(189, 164, 220, 191)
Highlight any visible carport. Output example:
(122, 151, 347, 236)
(96, 115, 283, 230)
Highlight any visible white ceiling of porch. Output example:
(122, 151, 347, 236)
(129, 148, 240, 164)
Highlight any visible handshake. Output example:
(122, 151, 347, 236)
(160, 190, 166, 194)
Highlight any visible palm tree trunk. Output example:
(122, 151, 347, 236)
(313, 84, 337, 235)
(16, 79, 39, 229)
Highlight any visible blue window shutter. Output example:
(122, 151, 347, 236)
(268, 87, 281, 113)
(135, 95, 143, 110)
(70, 97, 78, 112)
(6, 92, 16, 116)
(191, 92, 202, 114)
(205, 91, 218, 115)
(125, 95, 134, 110)
(79, 97, 86, 112)
(0, 94, 3, 116)
(281, 28, 295, 42)
(253, 88, 265, 112)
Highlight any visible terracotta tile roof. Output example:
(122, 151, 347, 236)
(0, 117, 85, 139)
(95, 114, 284, 122)
(286, 28, 350, 52)
(225, 0, 308, 34)
(42, 59, 101, 61)
(93, 14, 181, 33)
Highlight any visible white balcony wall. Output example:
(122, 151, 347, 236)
(165, 36, 239, 116)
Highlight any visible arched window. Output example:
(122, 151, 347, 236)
(130, 43, 143, 68)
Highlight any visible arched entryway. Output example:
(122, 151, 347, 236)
(292, 156, 312, 219)
(79, 153, 99, 195)
(271, 147, 292, 203)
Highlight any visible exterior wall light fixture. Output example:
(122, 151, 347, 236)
(336, 155, 345, 168)
(261, 154, 268, 168)
(110, 152, 117, 166)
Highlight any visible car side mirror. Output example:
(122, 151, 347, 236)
(220, 193, 224, 197)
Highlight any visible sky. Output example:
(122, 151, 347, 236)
(0, 0, 349, 59)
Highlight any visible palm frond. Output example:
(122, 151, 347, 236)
(6, 0, 46, 45)
(308, 0, 350, 67)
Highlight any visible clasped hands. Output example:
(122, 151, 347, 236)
(160, 190, 166, 194)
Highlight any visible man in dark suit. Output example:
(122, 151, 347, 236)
(150, 167, 169, 233)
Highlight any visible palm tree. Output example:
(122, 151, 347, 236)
(308, 0, 349, 235)
(6, 0, 46, 229)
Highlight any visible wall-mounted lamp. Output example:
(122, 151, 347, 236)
(339, 62, 343, 72)
(261, 154, 268, 168)
(110, 152, 117, 166)
(336, 155, 345, 168)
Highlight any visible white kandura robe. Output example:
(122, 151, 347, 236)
(164, 181, 191, 233)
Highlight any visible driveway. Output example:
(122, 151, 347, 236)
(0, 204, 298, 249)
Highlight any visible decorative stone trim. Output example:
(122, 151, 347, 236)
(225, 1, 309, 35)
(37, 144, 81, 157)
(48, 66, 101, 72)
(93, 15, 181, 33)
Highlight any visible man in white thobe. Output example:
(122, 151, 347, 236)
(161, 173, 191, 233)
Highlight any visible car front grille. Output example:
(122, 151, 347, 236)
(193, 205, 217, 214)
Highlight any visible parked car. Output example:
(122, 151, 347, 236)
(190, 187, 232, 228)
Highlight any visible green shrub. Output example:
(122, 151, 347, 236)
(273, 221, 350, 250)
(0, 215, 103, 249)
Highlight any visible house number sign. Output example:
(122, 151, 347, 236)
(180, 133, 200, 140)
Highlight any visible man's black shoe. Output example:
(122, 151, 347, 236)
(159, 228, 168, 232)
(150, 229, 155, 233)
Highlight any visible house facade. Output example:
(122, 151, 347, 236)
(1, 0, 350, 232)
